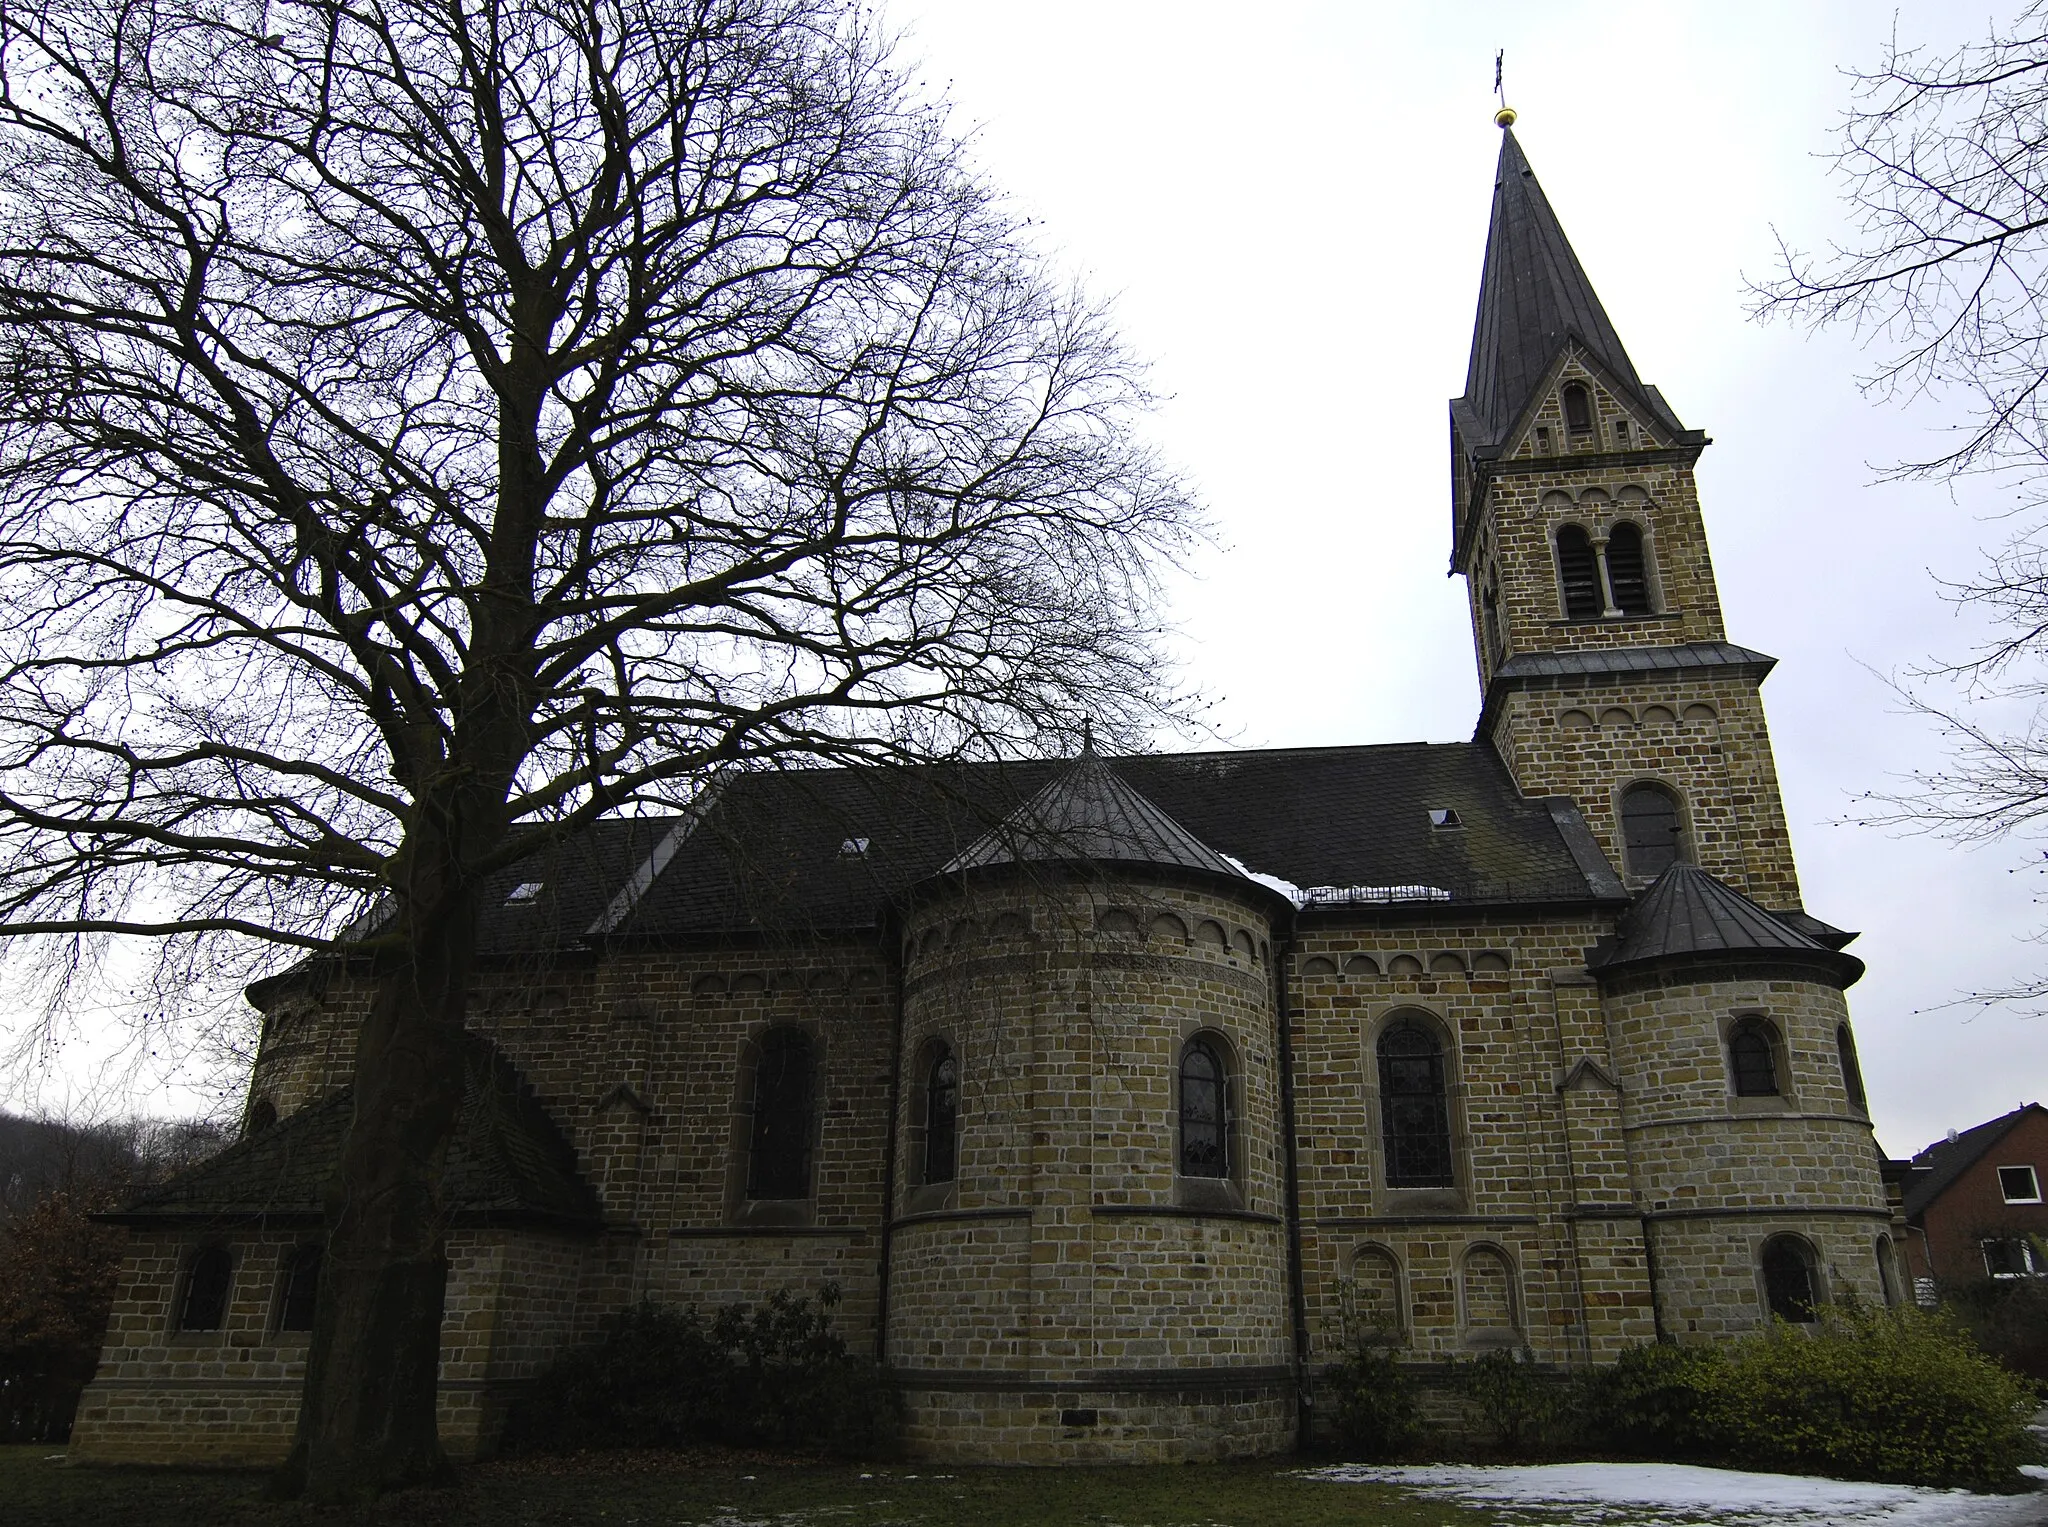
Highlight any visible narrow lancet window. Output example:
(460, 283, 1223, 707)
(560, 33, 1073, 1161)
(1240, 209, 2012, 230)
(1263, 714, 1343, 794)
(277, 1243, 322, 1332)
(923, 1043, 959, 1185)
(1178, 1038, 1227, 1178)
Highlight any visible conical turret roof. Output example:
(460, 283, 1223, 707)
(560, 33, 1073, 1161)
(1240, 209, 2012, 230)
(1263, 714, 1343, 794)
(939, 743, 1252, 884)
(1591, 860, 1863, 987)
(1455, 129, 1684, 450)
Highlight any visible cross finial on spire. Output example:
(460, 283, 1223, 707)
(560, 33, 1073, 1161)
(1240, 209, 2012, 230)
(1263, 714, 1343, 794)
(1080, 717, 1094, 757)
(1493, 50, 1516, 127)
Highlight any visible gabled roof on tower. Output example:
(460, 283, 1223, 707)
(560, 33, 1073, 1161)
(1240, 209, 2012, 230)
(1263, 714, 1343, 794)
(1590, 860, 1863, 986)
(938, 742, 1250, 883)
(1452, 129, 1688, 453)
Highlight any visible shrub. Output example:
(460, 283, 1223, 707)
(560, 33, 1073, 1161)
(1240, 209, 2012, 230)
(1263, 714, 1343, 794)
(1704, 1302, 2039, 1491)
(1454, 1347, 1557, 1454)
(1581, 1339, 1727, 1459)
(1322, 1343, 1420, 1458)
(1940, 1276, 2048, 1388)
(504, 1284, 900, 1458)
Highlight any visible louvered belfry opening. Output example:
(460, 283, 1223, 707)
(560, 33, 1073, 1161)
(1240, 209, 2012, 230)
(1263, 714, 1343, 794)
(1605, 523, 1652, 615)
(746, 1027, 815, 1199)
(1555, 525, 1602, 620)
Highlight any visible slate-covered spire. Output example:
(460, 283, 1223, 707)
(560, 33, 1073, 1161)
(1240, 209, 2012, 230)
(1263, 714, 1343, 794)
(939, 739, 1250, 883)
(1455, 128, 1674, 450)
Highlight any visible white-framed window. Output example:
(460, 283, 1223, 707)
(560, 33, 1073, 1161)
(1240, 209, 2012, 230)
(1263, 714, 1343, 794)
(1982, 1237, 2047, 1278)
(1998, 1164, 2041, 1203)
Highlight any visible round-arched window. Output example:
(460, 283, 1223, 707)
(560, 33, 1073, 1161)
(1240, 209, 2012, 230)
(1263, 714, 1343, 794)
(1761, 1235, 1820, 1323)
(1378, 1019, 1453, 1188)
(1178, 1038, 1227, 1178)
(1837, 1024, 1867, 1113)
(1620, 783, 1684, 878)
(1729, 1018, 1781, 1098)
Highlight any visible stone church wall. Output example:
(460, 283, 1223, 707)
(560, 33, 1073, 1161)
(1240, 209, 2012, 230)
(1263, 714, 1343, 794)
(884, 876, 1294, 1461)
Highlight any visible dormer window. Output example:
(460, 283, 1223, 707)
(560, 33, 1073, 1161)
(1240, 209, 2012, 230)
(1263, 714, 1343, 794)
(1562, 382, 1593, 434)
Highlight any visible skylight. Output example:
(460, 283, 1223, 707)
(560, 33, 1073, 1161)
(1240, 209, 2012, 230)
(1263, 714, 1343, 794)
(1428, 808, 1462, 829)
(840, 837, 870, 857)
(506, 881, 544, 903)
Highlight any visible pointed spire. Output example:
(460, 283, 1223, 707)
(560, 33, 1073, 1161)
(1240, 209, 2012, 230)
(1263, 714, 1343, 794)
(940, 747, 1250, 883)
(1455, 129, 1670, 449)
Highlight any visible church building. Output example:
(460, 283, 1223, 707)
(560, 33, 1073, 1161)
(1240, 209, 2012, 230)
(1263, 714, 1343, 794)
(69, 122, 1897, 1467)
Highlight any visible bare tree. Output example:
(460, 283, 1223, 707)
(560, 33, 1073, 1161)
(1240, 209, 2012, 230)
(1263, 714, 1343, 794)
(0, 0, 1197, 1497)
(1753, 4, 2048, 1003)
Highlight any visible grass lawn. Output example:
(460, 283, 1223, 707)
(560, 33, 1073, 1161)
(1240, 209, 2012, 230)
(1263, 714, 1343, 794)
(1, 1445, 1506, 1527)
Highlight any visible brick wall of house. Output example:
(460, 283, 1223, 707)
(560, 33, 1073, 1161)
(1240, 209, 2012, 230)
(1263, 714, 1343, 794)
(1907, 1108, 2048, 1284)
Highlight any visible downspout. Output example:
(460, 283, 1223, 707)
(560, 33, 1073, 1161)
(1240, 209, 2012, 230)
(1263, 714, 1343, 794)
(874, 924, 908, 1364)
(1273, 922, 1313, 1451)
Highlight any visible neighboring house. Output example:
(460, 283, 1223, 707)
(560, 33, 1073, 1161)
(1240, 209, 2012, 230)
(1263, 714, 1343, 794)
(1901, 1103, 2048, 1295)
(68, 121, 1901, 1469)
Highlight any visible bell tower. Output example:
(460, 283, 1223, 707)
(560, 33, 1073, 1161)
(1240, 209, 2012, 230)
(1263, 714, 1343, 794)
(1450, 121, 1805, 914)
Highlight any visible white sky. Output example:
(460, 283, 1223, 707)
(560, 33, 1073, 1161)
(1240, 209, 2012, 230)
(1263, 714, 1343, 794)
(7, 2, 2043, 1161)
(880, 0, 2048, 1159)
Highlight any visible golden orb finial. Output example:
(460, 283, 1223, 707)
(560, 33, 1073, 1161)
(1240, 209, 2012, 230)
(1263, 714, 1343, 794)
(1494, 105, 1517, 128)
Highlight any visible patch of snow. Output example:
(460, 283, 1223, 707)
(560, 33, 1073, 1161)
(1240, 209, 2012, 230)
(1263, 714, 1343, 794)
(1301, 883, 1454, 905)
(1220, 854, 1305, 907)
(1304, 1462, 2048, 1527)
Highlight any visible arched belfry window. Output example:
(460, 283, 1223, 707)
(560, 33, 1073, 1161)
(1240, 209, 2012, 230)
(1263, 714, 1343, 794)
(746, 1027, 815, 1199)
(1729, 1017, 1781, 1098)
(1378, 1018, 1454, 1187)
(1178, 1037, 1228, 1178)
(177, 1244, 233, 1332)
(1620, 783, 1684, 878)
(1605, 523, 1653, 615)
(1761, 1234, 1820, 1322)
(1562, 382, 1593, 434)
(1555, 525, 1602, 621)
(923, 1042, 959, 1185)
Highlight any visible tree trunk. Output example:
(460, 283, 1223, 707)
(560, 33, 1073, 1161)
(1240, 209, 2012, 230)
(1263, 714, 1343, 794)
(273, 829, 477, 1503)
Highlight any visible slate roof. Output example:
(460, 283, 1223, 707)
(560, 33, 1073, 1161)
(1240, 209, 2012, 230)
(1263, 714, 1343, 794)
(1493, 642, 1777, 683)
(940, 744, 1255, 885)
(1454, 128, 1687, 453)
(1589, 860, 1864, 986)
(603, 741, 1625, 943)
(1902, 1103, 2047, 1222)
(106, 1038, 600, 1229)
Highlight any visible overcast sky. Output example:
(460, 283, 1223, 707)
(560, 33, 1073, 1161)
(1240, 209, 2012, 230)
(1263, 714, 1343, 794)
(877, 0, 2048, 1159)
(5, 2, 2042, 1160)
